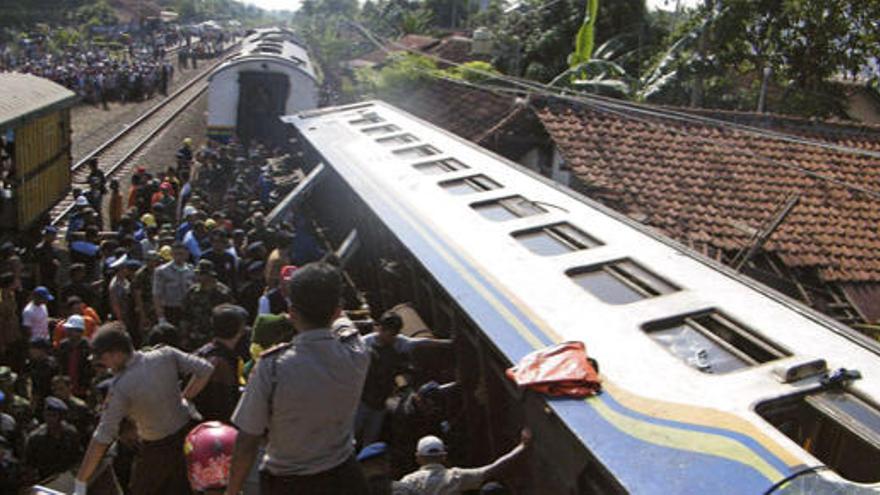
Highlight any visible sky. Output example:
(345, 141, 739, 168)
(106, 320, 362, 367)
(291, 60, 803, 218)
(241, 0, 301, 12)
(242, 0, 703, 13)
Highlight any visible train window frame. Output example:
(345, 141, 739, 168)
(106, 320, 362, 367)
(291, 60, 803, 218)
(471, 195, 547, 221)
(349, 113, 385, 125)
(511, 222, 602, 256)
(376, 133, 420, 146)
(643, 311, 790, 374)
(392, 144, 441, 158)
(361, 124, 401, 136)
(566, 259, 679, 305)
(438, 175, 502, 195)
(413, 158, 469, 175)
(756, 390, 880, 483)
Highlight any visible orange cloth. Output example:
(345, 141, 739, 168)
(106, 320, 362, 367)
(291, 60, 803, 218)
(506, 341, 601, 398)
(109, 191, 123, 227)
(127, 186, 139, 209)
(52, 306, 101, 347)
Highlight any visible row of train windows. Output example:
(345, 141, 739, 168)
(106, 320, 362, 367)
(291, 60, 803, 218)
(352, 114, 791, 376)
(348, 110, 880, 484)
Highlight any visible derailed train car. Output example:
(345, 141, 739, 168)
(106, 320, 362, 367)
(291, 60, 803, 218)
(0, 73, 77, 235)
(276, 101, 880, 494)
(207, 28, 318, 146)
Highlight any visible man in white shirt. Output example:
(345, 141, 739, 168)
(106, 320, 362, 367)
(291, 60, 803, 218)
(397, 430, 531, 495)
(21, 286, 52, 342)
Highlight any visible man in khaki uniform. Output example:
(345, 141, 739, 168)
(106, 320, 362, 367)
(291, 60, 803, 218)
(74, 323, 214, 495)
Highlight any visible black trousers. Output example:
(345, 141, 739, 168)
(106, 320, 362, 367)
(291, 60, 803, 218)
(260, 455, 370, 495)
(130, 423, 193, 495)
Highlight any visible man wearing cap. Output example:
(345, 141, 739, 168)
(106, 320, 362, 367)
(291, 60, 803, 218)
(225, 262, 371, 495)
(357, 442, 411, 495)
(397, 430, 531, 495)
(182, 259, 233, 348)
(153, 241, 195, 326)
(22, 286, 53, 342)
(76, 323, 214, 495)
(58, 315, 93, 397)
(177, 205, 199, 241)
(193, 304, 248, 422)
(0, 366, 31, 429)
(24, 396, 81, 480)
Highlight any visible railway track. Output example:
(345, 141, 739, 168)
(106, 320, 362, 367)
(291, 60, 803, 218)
(50, 52, 228, 227)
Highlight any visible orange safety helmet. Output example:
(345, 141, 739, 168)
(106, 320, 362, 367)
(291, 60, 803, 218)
(183, 421, 238, 492)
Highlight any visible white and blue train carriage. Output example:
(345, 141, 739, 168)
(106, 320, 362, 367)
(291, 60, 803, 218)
(279, 101, 880, 494)
(207, 28, 318, 146)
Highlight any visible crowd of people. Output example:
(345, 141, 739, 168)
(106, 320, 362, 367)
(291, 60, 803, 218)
(0, 135, 531, 494)
(0, 27, 228, 108)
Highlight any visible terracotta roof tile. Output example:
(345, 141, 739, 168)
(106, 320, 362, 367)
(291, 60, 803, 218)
(381, 77, 880, 284)
(535, 101, 880, 282)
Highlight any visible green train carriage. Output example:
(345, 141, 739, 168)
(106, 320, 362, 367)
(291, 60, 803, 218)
(0, 72, 77, 233)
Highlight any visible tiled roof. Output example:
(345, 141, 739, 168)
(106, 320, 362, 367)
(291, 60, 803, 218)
(350, 35, 440, 66)
(535, 102, 880, 283)
(382, 75, 880, 284)
(427, 36, 478, 66)
(381, 78, 520, 142)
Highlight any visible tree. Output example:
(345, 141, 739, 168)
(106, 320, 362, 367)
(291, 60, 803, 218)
(641, 0, 880, 117)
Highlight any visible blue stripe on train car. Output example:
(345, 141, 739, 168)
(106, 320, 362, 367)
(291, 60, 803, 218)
(323, 150, 807, 495)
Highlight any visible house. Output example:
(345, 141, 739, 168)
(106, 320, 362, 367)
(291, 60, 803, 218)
(381, 76, 880, 335)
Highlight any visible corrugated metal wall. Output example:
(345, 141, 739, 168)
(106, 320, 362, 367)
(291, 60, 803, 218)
(14, 109, 70, 227)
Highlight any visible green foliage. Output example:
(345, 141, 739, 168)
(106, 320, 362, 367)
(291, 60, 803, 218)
(398, 9, 434, 35)
(639, 0, 880, 117)
(75, 0, 118, 28)
(446, 60, 501, 82)
(569, 0, 599, 67)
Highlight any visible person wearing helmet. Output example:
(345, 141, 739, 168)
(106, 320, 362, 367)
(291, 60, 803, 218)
(179, 138, 194, 162)
(185, 421, 238, 495)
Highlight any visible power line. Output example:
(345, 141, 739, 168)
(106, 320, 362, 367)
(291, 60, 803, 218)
(345, 18, 880, 201)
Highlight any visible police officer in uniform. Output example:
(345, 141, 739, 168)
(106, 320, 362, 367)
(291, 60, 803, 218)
(225, 262, 371, 495)
(74, 323, 214, 495)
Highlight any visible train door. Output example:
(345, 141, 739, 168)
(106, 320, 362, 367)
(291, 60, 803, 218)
(237, 71, 289, 147)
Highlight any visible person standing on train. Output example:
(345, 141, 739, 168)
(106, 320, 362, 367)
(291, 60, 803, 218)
(74, 323, 214, 495)
(224, 262, 371, 495)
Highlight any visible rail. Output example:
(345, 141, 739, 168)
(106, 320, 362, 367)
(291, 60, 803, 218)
(51, 44, 237, 226)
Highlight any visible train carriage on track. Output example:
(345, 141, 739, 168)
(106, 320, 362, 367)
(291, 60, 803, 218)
(207, 28, 318, 146)
(0, 73, 77, 234)
(275, 101, 880, 494)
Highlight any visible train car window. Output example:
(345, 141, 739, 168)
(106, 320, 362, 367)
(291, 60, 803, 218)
(757, 390, 880, 483)
(361, 124, 401, 136)
(257, 46, 282, 54)
(472, 196, 547, 221)
(376, 133, 420, 146)
(349, 113, 385, 125)
(413, 158, 469, 175)
(567, 260, 678, 305)
(393, 144, 441, 158)
(439, 175, 502, 195)
(643, 311, 789, 374)
(512, 223, 602, 256)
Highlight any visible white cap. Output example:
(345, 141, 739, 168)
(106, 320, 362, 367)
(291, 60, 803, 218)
(183, 205, 197, 217)
(416, 435, 446, 457)
(75, 195, 89, 207)
(63, 315, 86, 331)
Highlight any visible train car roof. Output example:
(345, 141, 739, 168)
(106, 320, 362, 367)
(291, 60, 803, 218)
(285, 101, 880, 494)
(0, 72, 77, 131)
(211, 28, 317, 82)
